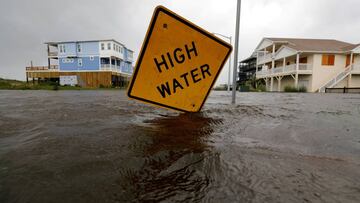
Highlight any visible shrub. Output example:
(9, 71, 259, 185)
(256, 84, 267, 92)
(284, 86, 307, 92)
(284, 86, 297, 92)
(239, 85, 250, 92)
(298, 86, 307, 92)
(19, 85, 32, 90)
(52, 84, 59, 91)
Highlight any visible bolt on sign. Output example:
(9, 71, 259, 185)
(127, 6, 232, 112)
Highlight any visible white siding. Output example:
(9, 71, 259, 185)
(311, 54, 347, 92)
(350, 75, 360, 87)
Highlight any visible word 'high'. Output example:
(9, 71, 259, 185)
(154, 41, 198, 73)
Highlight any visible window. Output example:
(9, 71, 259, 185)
(62, 58, 74, 63)
(77, 44, 82, 52)
(78, 59, 83, 66)
(346, 54, 355, 67)
(113, 44, 116, 51)
(59, 45, 66, 53)
(120, 47, 123, 53)
(90, 56, 94, 61)
(322, 54, 335, 66)
(107, 43, 111, 50)
(101, 43, 105, 50)
(299, 57, 307, 63)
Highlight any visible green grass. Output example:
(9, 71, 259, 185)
(0, 78, 126, 90)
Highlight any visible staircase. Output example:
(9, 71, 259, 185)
(318, 64, 353, 92)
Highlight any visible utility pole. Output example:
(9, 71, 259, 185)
(212, 33, 232, 92)
(232, 0, 241, 104)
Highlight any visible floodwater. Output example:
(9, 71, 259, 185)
(0, 90, 360, 203)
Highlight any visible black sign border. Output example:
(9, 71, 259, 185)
(127, 6, 232, 113)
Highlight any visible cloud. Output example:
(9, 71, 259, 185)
(0, 0, 359, 85)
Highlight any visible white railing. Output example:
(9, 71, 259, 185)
(100, 64, 112, 71)
(272, 66, 285, 74)
(299, 63, 313, 71)
(318, 64, 353, 93)
(273, 64, 296, 74)
(256, 63, 312, 78)
(283, 64, 297, 73)
(48, 52, 58, 57)
(256, 70, 268, 77)
(100, 64, 121, 72)
(26, 65, 59, 71)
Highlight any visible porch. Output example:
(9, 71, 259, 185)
(26, 65, 59, 72)
(256, 63, 312, 78)
(100, 57, 122, 72)
(256, 50, 313, 91)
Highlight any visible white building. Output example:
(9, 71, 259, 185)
(255, 38, 360, 92)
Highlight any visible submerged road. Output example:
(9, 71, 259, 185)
(0, 90, 360, 202)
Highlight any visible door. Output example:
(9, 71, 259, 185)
(346, 54, 354, 68)
(299, 57, 307, 63)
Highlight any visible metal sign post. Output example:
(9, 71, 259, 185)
(232, 0, 242, 104)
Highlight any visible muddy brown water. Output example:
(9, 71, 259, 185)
(0, 90, 360, 202)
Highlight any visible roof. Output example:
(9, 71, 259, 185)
(240, 55, 256, 63)
(341, 43, 360, 51)
(44, 39, 134, 52)
(239, 52, 257, 63)
(265, 37, 357, 52)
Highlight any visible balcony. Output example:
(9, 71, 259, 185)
(100, 64, 120, 72)
(256, 63, 312, 78)
(26, 65, 59, 72)
(100, 64, 112, 71)
(48, 52, 58, 57)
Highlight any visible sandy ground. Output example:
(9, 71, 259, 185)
(0, 90, 360, 202)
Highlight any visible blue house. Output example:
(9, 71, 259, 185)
(29, 39, 135, 87)
(54, 39, 134, 74)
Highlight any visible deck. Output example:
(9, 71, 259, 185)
(256, 63, 312, 79)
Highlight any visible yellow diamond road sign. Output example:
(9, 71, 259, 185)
(127, 6, 232, 113)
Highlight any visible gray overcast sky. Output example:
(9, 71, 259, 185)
(1, 0, 360, 85)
